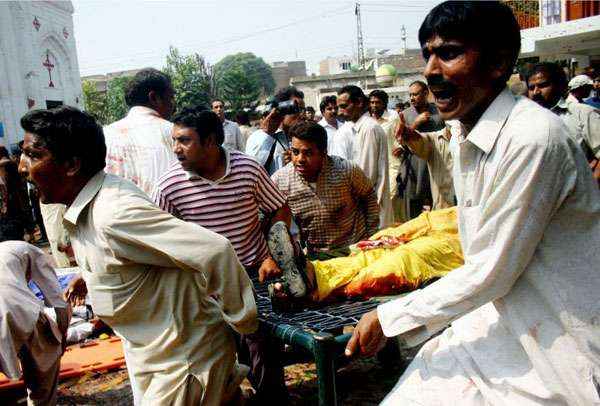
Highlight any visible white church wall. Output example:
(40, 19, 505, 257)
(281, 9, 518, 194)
(0, 1, 82, 148)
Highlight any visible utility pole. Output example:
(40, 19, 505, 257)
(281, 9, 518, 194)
(355, 1, 365, 69)
(401, 24, 407, 55)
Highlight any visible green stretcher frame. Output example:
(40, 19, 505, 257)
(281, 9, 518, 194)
(262, 320, 353, 406)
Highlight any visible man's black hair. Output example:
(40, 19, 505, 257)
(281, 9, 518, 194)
(525, 62, 568, 92)
(409, 80, 428, 92)
(369, 89, 389, 106)
(20, 106, 106, 177)
(394, 101, 405, 110)
(289, 120, 327, 153)
(418, 1, 521, 84)
(0, 146, 9, 160)
(124, 68, 172, 108)
(338, 85, 367, 105)
(236, 111, 250, 126)
(305, 106, 316, 114)
(319, 95, 337, 113)
(274, 86, 304, 103)
(172, 106, 224, 146)
(211, 99, 225, 107)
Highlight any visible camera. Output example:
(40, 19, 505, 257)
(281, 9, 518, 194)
(270, 99, 301, 115)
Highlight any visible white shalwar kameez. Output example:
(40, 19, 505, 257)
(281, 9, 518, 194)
(377, 90, 600, 405)
(63, 171, 258, 405)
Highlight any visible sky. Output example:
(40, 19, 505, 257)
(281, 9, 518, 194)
(72, 0, 442, 77)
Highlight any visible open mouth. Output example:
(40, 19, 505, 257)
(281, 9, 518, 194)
(430, 84, 458, 111)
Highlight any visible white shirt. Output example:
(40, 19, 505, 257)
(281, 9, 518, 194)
(552, 94, 600, 160)
(318, 117, 344, 154)
(245, 129, 289, 176)
(104, 106, 176, 196)
(378, 90, 600, 405)
(222, 119, 244, 151)
(331, 112, 393, 228)
(374, 110, 401, 197)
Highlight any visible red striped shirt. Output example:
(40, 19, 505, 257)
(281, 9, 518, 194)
(153, 150, 286, 267)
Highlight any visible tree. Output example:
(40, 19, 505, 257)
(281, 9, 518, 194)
(214, 53, 275, 101)
(81, 80, 108, 124)
(219, 67, 261, 112)
(105, 76, 131, 123)
(163, 46, 217, 111)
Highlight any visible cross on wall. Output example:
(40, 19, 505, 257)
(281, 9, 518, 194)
(42, 51, 55, 88)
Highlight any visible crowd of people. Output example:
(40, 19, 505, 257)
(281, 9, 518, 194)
(1, 1, 599, 405)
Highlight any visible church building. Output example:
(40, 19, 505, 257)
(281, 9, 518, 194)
(0, 1, 82, 150)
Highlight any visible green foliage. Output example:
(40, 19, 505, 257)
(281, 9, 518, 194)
(81, 76, 131, 125)
(219, 67, 262, 112)
(214, 52, 275, 110)
(163, 46, 217, 111)
(105, 76, 131, 123)
(81, 80, 108, 124)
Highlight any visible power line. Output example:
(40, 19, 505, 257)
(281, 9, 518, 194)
(79, 4, 353, 73)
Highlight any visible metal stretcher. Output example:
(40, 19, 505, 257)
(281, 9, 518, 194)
(253, 278, 383, 406)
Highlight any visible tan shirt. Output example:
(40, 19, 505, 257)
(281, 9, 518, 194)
(0, 241, 69, 380)
(405, 122, 456, 209)
(331, 112, 393, 228)
(63, 172, 258, 404)
(272, 155, 379, 253)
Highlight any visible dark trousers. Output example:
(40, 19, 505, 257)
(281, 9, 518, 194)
(236, 327, 288, 403)
(240, 265, 288, 403)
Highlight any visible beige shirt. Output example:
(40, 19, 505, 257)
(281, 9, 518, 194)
(378, 90, 600, 405)
(0, 241, 69, 380)
(405, 122, 456, 209)
(39, 203, 70, 267)
(63, 172, 258, 405)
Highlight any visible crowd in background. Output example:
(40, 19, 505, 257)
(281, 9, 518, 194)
(1, 1, 600, 405)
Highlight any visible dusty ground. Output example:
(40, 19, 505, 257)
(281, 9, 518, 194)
(5, 352, 409, 405)
(48, 356, 406, 406)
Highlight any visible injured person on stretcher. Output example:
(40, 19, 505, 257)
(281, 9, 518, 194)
(269, 207, 464, 308)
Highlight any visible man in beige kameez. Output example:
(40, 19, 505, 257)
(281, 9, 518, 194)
(0, 241, 70, 405)
(396, 119, 457, 209)
(18, 106, 258, 405)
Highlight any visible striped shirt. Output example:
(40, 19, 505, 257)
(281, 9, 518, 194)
(153, 150, 286, 267)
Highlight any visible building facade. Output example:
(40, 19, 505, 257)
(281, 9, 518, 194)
(292, 69, 423, 110)
(0, 1, 82, 148)
(82, 68, 142, 94)
(271, 60, 307, 91)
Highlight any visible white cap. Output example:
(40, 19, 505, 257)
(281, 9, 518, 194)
(568, 74, 594, 90)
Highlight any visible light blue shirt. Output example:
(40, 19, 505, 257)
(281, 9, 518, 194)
(245, 129, 289, 175)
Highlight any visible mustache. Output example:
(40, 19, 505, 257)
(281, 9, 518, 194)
(427, 76, 457, 92)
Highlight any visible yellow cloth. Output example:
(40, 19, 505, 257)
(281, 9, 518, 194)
(312, 207, 463, 301)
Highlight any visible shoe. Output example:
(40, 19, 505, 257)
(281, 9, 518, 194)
(267, 221, 308, 298)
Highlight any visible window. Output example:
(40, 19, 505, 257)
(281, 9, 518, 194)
(542, 0, 561, 25)
(340, 62, 351, 71)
